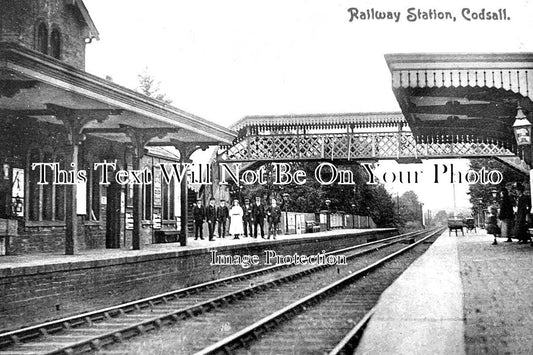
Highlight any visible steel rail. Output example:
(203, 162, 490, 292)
(0, 229, 431, 354)
(0, 229, 419, 348)
(41, 230, 432, 354)
(194, 227, 444, 355)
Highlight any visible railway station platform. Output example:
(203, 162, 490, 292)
(0, 228, 388, 270)
(0, 228, 397, 332)
(355, 230, 533, 355)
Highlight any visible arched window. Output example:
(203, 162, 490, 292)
(27, 147, 67, 222)
(50, 29, 61, 59)
(37, 23, 48, 55)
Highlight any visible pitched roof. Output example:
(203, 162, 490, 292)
(230, 112, 406, 131)
(67, 0, 100, 40)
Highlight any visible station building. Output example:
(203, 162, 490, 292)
(0, 0, 236, 254)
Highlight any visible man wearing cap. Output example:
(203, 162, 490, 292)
(192, 199, 205, 240)
(252, 196, 266, 239)
(242, 198, 253, 238)
(217, 199, 229, 238)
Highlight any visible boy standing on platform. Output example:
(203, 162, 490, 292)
(206, 198, 217, 241)
(217, 200, 229, 238)
(192, 199, 205, 240)
(242, 199, 253, 238)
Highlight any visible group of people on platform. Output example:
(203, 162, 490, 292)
(485, 183, 532, 245)
(191, 196, 283, 241)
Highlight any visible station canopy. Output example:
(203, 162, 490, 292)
(385, 53, 533, 156)
(0, 43, 235, 148)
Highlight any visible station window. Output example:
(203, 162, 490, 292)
(42, 151, 53, 220)
(88, 168, 100, 220)
(50, 29, 61, 59)
(162, 180, 175, 220)
(26, 147, 67, 222)
(55, 155, 66, 220)
(143, 183, 152, 220)
(37, 23, 48, 55)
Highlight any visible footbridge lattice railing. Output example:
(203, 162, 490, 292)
(218, 132, 516, 162)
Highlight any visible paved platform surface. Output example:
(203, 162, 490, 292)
(355, 230, 533, 355)
(0, 228, 383, 270)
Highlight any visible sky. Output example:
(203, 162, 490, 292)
(83, 0, 533, 212)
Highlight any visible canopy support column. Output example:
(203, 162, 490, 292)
(123, 127, 171, 250)
(47, 104, 120, 255)
(173, 142, 210, 246)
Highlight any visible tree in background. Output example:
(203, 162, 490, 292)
(468, 158, 526, 220)
(232, 162, 397, 227)
(136, 68, 173, 104)
(393, 190, 424, 230)
(433, 210, 449, 226)
(363, 185, 396, 227)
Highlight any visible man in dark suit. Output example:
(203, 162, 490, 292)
(217, 199, 229, 238)
(192, 199, 205, 240)
(267, 198, 282, 239)
(242, 198, 253, 238)
(514, 183, 531, 244)
(252, 196, 265, 239)
(206, 197, 217, 241)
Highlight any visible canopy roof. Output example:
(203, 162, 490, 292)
(385, 52, 533, 147)
(0, 43, 236, 147)
(231, 112, 406, 132)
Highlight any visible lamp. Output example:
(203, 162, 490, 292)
(512, 106, 531, 146)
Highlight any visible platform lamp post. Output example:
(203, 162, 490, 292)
(490, 187, 499, 245)
(283, 193, 290, 235)
(366, 207, 371, 228)
(512, 106, 533, 244)
(325, 199, 331, 231)
(513, 104, 532, 199)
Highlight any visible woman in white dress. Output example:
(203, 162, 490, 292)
(229, 199, 244, 239)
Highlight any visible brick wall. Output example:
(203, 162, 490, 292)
(0, 229, 397, 331)
(0, 0, 89, 68)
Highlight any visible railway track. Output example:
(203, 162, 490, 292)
(195, 227, 444, 355)
(0, 229, 438, 355)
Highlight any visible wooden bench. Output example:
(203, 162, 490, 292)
(154, 230, 180, 243)
(305, 221, 321, 233)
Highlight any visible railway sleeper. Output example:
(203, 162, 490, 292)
(90, 339, 102, 351)
(112, 332, 123, 343)
(0, 232, 432, 354)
